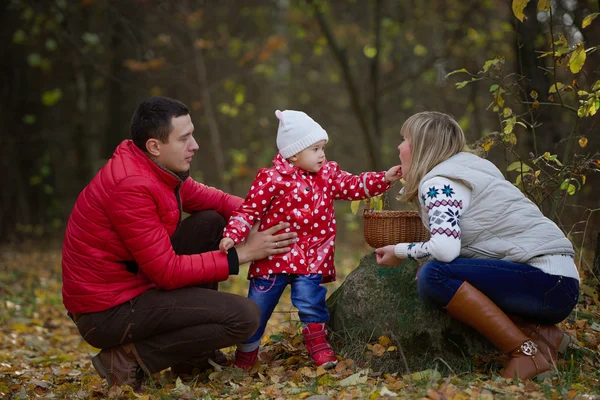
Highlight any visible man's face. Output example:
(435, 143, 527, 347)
(153, 114, 198, 173)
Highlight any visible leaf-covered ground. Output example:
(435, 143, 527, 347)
(1, 244, 600, 399)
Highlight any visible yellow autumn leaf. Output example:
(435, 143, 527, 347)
(512, 0, 531, 22)
(481, 137, 494, 151)
(537, 0, 550, 11)
(351, 200, 361, 215)
(583, 13, 600, 28)
(378, 335, 392, 347)
(569, 46, 586, 74)
(579, 137, 588, 148)
(549, 82, 565, 93)
(387, 346, 398, 352)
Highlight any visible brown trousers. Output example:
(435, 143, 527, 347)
(69, 211, 260, 373)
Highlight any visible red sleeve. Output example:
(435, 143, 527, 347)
(180, 178, 243, 220)
(328, 162, 390, 200)
(106, 176, 230, 290)
(223, 169, 277, 244)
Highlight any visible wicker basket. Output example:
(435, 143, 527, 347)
(363, 209, 429, 248)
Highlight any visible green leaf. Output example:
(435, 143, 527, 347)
(537, 0, 550, 11)
(568, 46, 586, 74)
(549, 82, 565, 93)
(512, 0, 531, 22)
(234, 92, 245, 105)
(482, 57, 502, 72)
(13, 29, 26, 44)
(489, 84, 499, 92)
(507, 161, 532, 172)
(351, 200, 360, 215)
(82, 32, 100, 46)
(45, 38, 57, 51)
(582, 13, 600, 28)
(591, 80, 600, 91)
(363, 45, 377, 59)
(30, 176, 42, 186)
(560, 181, 576, 195)
(445, 68, 468, 78)
(23, 114, 36, 125)
(27, 53, 41, 67)
(41, 88, 63, 106)
(456, 80, 470, 89)
(413, 44, 427, 56)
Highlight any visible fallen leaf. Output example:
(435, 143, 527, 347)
(339, 371, 368, 387)
(378, 335, 392, 347)
(372, 344, 386, 357)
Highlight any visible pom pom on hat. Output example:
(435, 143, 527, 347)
(275, 110, 328, 158)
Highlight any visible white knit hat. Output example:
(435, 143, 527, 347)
(275, 110, 328, 158)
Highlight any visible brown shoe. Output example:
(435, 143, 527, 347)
(444, 282, 551, 380)
(92, 343, 146, 389)
(515, 321, 571, 362)
(171, 350, 229, 376)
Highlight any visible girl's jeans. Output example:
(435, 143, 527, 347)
(239, 274, 329, 352)
(417, 258, 579, 325)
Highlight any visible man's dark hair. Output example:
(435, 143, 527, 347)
(130, 96, 190, 151)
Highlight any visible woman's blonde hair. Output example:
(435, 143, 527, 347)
(400, 111, 467, 204)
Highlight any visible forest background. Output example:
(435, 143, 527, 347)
(1, 0, 600, 398)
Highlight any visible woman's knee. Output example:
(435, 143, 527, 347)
(416, 261, 447, 305)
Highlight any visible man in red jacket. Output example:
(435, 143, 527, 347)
(62, 96, 297, 389)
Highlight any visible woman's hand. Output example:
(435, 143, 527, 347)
(235, 222, 298, 265)
(385, 165, 403, 183)
(375, 245, 405, 267)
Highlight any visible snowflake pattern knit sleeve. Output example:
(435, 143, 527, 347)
(393, 177, 471, 263)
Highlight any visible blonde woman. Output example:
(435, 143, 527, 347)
(375, 111, 579, 380)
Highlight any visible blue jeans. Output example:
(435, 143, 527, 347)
(417, 258, 579, 325)
(240, 274, 329, 351)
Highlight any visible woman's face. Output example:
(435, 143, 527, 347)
(398, 135, 412, 175)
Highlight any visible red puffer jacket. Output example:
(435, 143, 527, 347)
(62, 140, 243, 314)
(223, 154, 390, 283)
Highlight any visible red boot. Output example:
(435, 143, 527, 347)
(302, 323, 338, 369)
(234, 347, 259, 370)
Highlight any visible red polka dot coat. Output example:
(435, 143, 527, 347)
(224, 153, 390, 282)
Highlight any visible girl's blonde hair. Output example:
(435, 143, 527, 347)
(400, 111, 467, 204)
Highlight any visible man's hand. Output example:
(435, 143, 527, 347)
(219, 238, 235, 254)
(385, 165, 403, 183)
(235, 222, 298, 265)
(375, 245, 405, 267)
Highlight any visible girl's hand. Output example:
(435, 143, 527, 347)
(385, 165, 403, 183)
(219, 238, 235, 254)
(375, 245, 405, 267)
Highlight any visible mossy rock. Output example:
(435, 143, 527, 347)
(327, 253, 497, 374)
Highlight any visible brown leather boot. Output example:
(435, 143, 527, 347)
(92, 343, 147, 389)
(444, 282, 552, 380)
(512, 318, 571, 363)
(171, 350, 229, 376)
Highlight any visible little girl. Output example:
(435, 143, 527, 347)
(220, 109, 402, 369)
